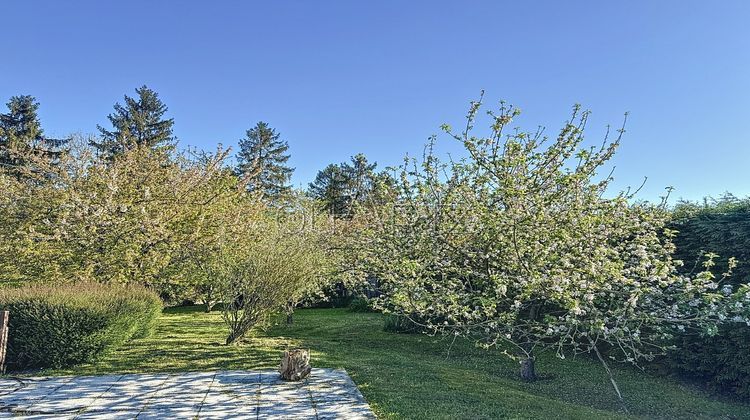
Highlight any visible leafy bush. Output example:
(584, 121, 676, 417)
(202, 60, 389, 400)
(382, 314, 427, 334)
(668, 195, 750, 398)
(0, 282, 162, 370)
(214, 222, 329, 345)
(348, 297, 376, 313)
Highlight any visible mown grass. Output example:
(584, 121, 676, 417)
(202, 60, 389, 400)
(39, 306, 750, 419)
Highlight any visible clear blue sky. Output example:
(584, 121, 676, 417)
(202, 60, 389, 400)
(2, 1, 748, 202)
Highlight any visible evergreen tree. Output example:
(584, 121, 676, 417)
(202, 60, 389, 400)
(308, 153, 378, 217)
(235, 121, 294, 200)
(343, 153, 377, 206)
(0, 95, 68, 179)
(92, 85, 175, 159)
(308, 163, 349, 215)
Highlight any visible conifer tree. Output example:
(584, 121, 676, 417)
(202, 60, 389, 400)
(343, 153, 377, 206)
(92, 85, 175, 159)
(0, 95, 68, 179)
(309, 153, 378, 217)
(235, 121, 294, 201)
(309, 163, 349, 215)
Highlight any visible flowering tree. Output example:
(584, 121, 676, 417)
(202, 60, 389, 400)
(363, 96, 750, 409)
(0, 138, 253, 295)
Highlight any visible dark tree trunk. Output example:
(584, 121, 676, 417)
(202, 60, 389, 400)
(520, 356, 537, 381)
(518, 304, 540, 382)
(226, 331, 241, 345)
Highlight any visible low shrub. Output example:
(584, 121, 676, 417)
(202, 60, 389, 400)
(348, 297, 376, 313)
(0, 282, 162, 370)
(383, 314, 428, 334)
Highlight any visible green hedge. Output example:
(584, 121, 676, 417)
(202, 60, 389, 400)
(668, 195, 750, 399)
(0, 282, 162, 370)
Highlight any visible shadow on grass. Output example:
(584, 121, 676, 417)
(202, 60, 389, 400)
(24, 306, 750, 420)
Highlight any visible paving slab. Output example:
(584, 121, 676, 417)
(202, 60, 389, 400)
(0, 368, 375, 419)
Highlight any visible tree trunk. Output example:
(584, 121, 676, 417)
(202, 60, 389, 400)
(285, 301, 295, 325)
(0, 311, 9, 374)
(279, 349, 311, 381)
(226, 331, 241, 346)
(204, 286, 215, 312)
(518, 340, 537, 381)
(520, 355, 537, 381)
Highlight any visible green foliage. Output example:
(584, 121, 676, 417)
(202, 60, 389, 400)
(669, 325, 750, 399)
(309, 163, 350, 215)
(359, 96, 750, 407)
(348, 297, 376, 313)
(668, 194, 750, 398)
(0, 95, 68, 180)
(309, 153, 379, 218)
(382, 314, 425, 333)
(192, 195, 333, 344)
(91, 85, 175, 159)
(0, 282, 162, 370)
(0, 88, 334, 348)
(671, 194, 750, 284)
(235, 121, 293, 202)
(217, 228, 330, 344)
(0, 140, 251, 296)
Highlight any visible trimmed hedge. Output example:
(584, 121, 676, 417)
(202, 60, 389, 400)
(0, 282, 162, 370)
(668, 196, 750, 399)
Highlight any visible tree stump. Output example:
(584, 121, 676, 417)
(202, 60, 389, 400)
(279, 349, 311, 381)
(0, 311, 8, 374)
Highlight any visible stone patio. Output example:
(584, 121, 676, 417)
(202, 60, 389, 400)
(0, 368, 375, 419)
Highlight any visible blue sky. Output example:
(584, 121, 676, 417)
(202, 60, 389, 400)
(1, 1, 748, 202)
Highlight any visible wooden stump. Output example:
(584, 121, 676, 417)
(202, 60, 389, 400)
(0, 311, 8, 374)
(279, 349, 311, 381)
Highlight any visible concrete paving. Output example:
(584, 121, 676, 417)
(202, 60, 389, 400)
(0, 368, 375, 419)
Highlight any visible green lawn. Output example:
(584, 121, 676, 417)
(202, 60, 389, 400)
(43, 306, 749, 419)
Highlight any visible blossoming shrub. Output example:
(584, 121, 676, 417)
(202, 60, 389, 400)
(0, 282, 162, 369)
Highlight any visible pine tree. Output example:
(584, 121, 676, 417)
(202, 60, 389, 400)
(343, 153, 377, 206)
(308, 154, 378, 217)
(308, 163, 349, 215)
(0, 95, 68, 179)
(235, 121, 294, 200)
(91, 85, 175, 159)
